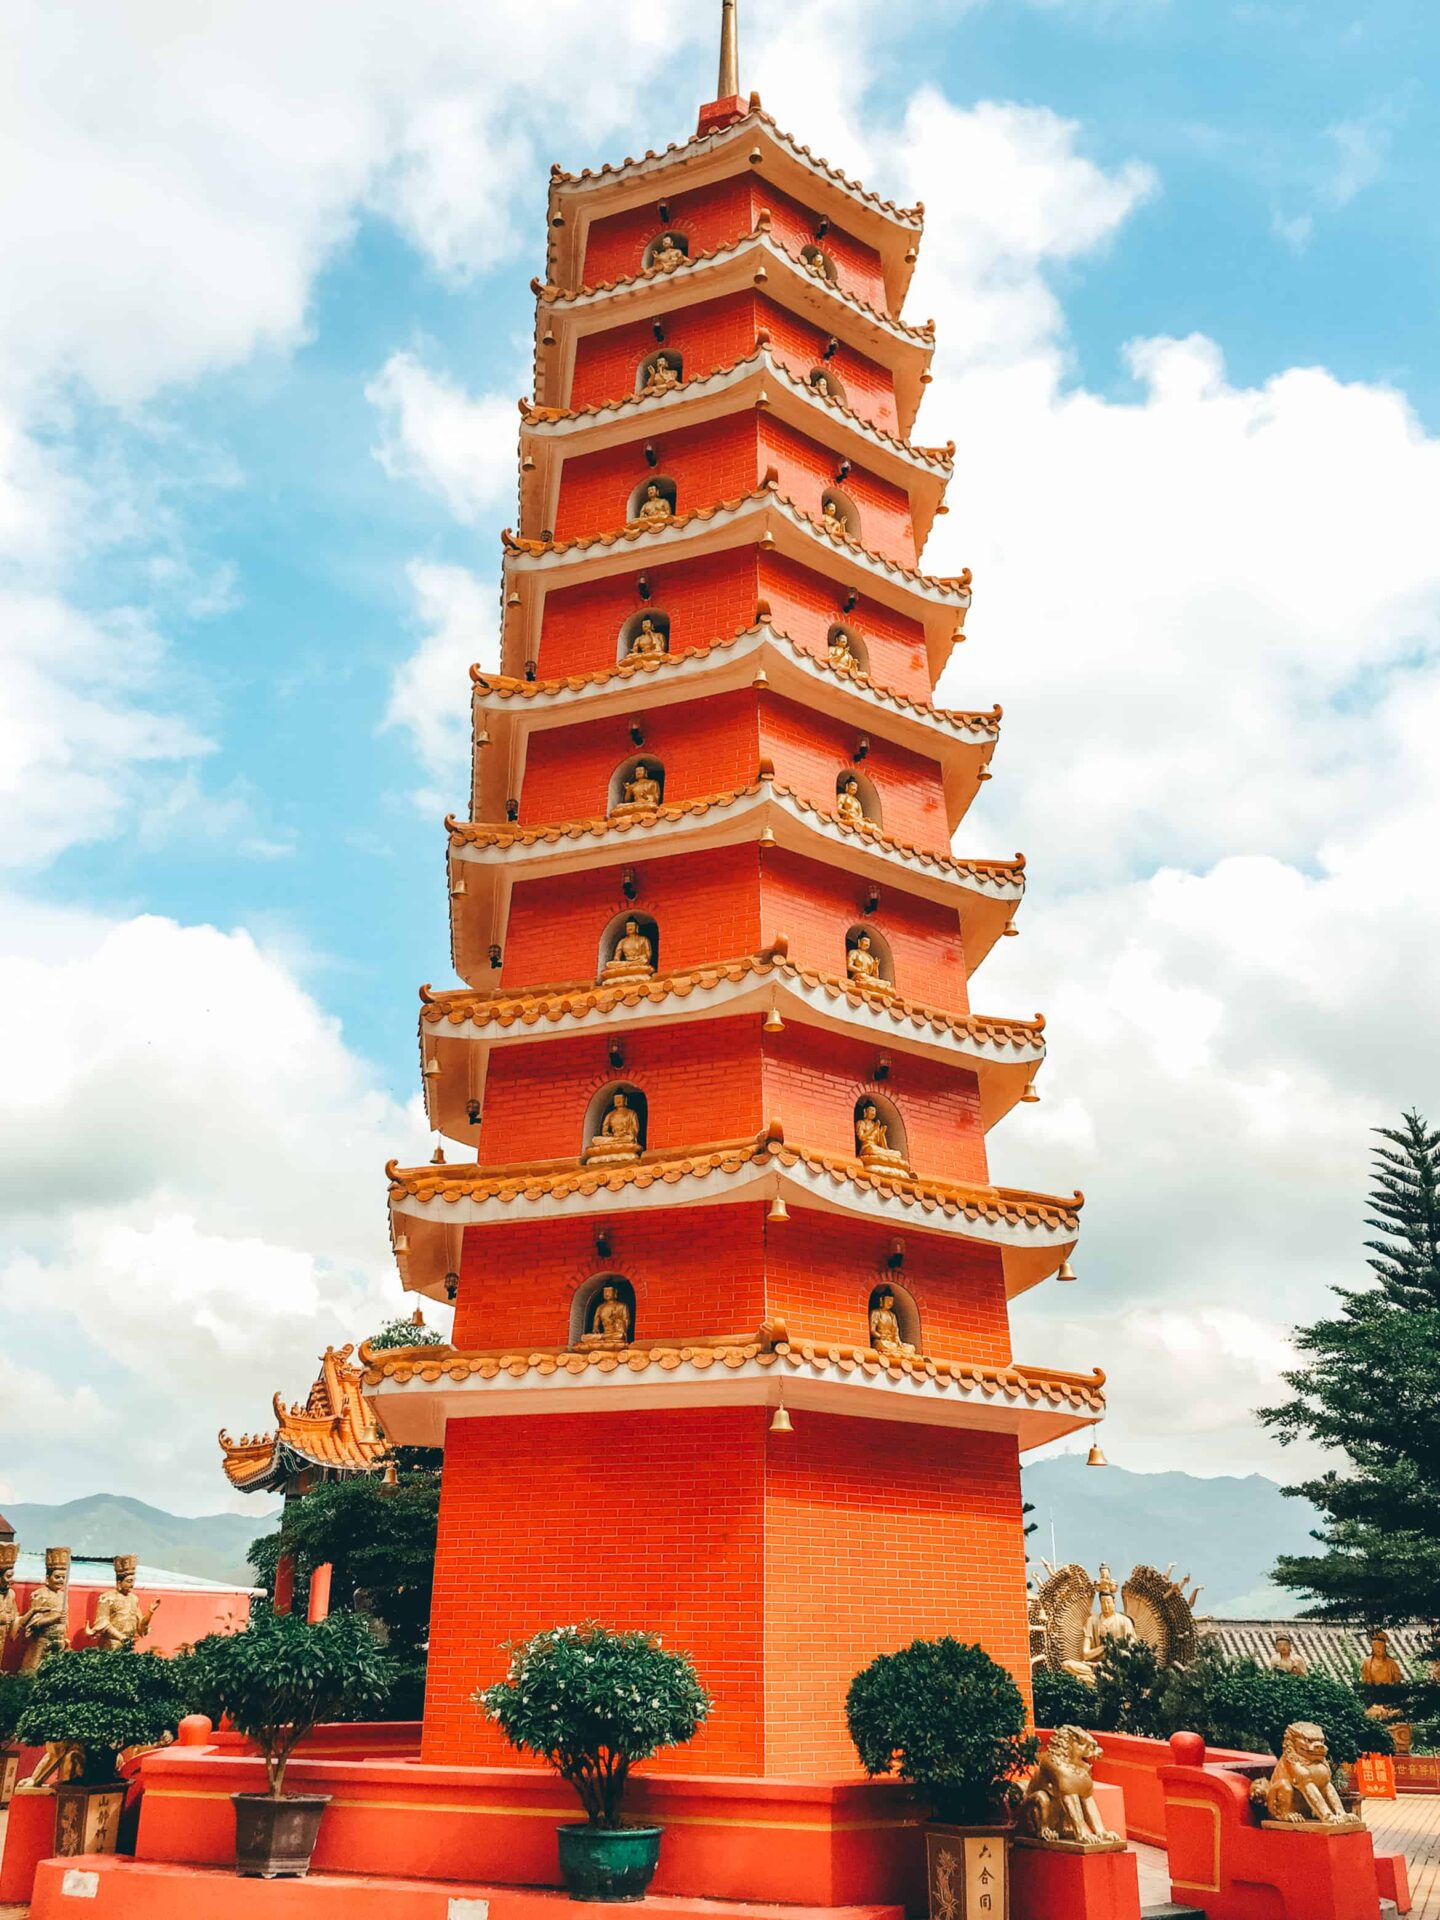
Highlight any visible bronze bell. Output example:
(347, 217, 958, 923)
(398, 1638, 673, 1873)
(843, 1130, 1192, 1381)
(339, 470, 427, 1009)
(1086, 1441, 1108, 1468)
(769, 1401, 793, 1434)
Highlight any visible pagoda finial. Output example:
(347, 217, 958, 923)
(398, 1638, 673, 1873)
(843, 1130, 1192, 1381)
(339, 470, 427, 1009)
(717, 0, 740, 101)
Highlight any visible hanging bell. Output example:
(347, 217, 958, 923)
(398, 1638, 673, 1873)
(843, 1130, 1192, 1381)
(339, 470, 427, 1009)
(769, 1400, 794, 1434)
(1020, 1081, 1039, 1103)
(767, 1193, 789, 1223)
(1086, 1441, 1108, 1468)
(1056, 1258, 1076, 1282)
(763, 1002, 784, 1033)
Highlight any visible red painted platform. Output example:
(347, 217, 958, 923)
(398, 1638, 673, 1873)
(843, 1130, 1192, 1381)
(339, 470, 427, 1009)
(30, 1855, 904, 1920)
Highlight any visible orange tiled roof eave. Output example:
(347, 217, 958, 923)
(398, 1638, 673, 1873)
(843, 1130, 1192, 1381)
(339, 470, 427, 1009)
(217, 1344, 391, 1494)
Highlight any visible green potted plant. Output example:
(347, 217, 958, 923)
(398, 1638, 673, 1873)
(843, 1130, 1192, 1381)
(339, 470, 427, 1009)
(847, 1637, 1036, 1920)
(0, 1671, 35, 1807)
(15, 1650, 185, 1856)
(477, 1622, 711, 1901)
(200, 1609, 393, 1878)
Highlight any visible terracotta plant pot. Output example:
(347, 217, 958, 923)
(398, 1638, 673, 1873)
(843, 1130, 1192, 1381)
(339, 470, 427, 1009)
(556, 1823, 663, 1902)
(924, 1822, 1011, 1920)
(231, 1792, 332, 1878)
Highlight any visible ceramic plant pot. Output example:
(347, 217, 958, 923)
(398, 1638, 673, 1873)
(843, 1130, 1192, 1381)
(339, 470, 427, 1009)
(231, 1791, 332, 1878)
(556, 1822, 663, 1902)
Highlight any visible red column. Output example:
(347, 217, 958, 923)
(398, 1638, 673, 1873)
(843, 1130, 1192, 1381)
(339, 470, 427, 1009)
(306, 1562, 333, 1624)
(273, 1553, 295, 1617)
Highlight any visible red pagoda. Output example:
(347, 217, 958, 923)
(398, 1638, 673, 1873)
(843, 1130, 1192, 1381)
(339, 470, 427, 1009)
(366, 3, 1103, 1782)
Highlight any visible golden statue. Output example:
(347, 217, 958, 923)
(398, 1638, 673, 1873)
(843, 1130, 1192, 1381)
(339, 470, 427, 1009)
(627, 615, 667, 658)
(846, 933, 890, 994)
(1251, 1723, 1364, 1831)
(20, 1740, 85, 1792)
(835, 776, 867, 829)
(650, 234, 686, 273)
(820, 497, 849, 539)
(602, 918, 655, 983)
(585, 1092, 643, 1166)
(1033, 1560, 1199, 1683)
(1269, 1634, 1308, 1676)
(1016, 1727, 1124, 1851)
(635, 483, 673, 526)
(19, 1547, 70, 1672)
(869, 1289, 915, 1358)
(90, 1555, 160, 1652)
(810, 371, 833, 401)
(855, 1103, 907, 1173)
(613, 763, 662, 814)
(827, 628, 857, 675)
(803, 247, 830, 280)
(579, 1283, 633, 1350)
(1360, 1629, 1411, 1755)
(0, 1542, 18, 1648)
(643, 353, 680, 395)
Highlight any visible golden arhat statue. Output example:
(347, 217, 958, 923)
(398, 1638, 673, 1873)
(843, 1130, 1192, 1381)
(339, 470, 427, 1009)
(89, 1554, 161, 1652)
(18, 1546, 70, 1672)
(0, 1542, 18, 1648)
(1031, 1559, 1200, 1683)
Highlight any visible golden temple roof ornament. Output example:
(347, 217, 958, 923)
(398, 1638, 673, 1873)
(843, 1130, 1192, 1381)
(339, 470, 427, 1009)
(718, 0, 740, 102)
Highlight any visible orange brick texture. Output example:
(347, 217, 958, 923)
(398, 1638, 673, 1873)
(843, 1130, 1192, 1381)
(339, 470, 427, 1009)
(421, 1407, 1030, 1777)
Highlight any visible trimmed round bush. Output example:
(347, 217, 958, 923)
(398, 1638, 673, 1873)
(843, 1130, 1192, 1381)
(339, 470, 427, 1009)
(1032, 1666, 1096, 1732)
(16, 1650, 185, 1784)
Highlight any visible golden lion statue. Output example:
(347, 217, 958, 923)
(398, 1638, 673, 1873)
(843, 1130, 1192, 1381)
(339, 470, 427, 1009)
(1016, 1725, 1123, 1849)
(1250, 1722, 1362, 1830)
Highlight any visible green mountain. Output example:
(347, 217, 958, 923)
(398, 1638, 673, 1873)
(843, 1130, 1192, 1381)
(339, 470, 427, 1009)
(2, 1494, 277, 1588)
(1022, 1457, 1322, 1618)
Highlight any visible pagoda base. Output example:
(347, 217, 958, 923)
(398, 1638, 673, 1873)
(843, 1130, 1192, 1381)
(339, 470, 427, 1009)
(31, 1857, 905, 1920)
(128, 1747, 927, 1909)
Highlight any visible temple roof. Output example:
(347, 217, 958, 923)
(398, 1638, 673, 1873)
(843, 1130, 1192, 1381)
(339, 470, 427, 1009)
(218, 1345, 391, 1494)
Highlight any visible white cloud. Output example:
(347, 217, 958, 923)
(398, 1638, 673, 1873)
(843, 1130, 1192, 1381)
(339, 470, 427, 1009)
(368, 352, 520, 524)
(385, 561, 495, 795)
(0, 902, 435, 1511)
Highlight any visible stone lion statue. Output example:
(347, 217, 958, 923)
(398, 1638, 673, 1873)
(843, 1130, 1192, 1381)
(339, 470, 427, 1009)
(1249, 1722, 1362, 1830)
(1016, 1726, 1123, 1850)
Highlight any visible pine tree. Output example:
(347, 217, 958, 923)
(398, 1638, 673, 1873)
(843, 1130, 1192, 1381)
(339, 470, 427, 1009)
(1259, 1113, 1440, 1717)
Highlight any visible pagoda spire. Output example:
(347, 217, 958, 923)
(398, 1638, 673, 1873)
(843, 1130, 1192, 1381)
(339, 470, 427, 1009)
(717, 0, 740, 101)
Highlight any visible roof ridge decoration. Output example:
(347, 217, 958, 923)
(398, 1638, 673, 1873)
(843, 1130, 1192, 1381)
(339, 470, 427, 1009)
(533, 218, 936, 345)
(547, 106, 924, 231)
(445, 770, 1024, 888)
(472, 619, 998, 736)
(501, 481, 972, 603)
(418, 944, 1045, 1050)
(385, 1127, 1083, 1230)
(219, 1344, 390, 1492)
(521, 342, 955, 473)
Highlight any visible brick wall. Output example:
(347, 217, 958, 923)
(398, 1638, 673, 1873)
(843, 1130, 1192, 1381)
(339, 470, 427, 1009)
(536, 546, 759, 678)
(759, 688, 948, 854)
(519, 686, 760, 822)
(758, 549, 931, 699)
(553, 412, 760, 544)
(760, 412, 916, 567)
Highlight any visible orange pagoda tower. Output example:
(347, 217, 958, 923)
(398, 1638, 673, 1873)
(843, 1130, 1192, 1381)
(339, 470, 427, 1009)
(366, 6, 1104, 1780)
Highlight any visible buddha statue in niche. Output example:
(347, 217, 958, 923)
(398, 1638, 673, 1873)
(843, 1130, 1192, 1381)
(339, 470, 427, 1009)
(585, 1092, 643, 1166)
(856, 1103, 907, 1173)
(835, 776, 867, 829)
(821, 496, 849, 539)
(828, 628, 857, 676)
(613, 763, 662, 814)
(634, 482, 673, 527)
(579, 1283, 633, 1350)
(650, 234, 686, 273)
(869, 1288, 916, 1358)
(602, 919, 655, 983)
(643, 353, 680, 395)
(627, 615, 667, 658)
(846, 933, 891, 995)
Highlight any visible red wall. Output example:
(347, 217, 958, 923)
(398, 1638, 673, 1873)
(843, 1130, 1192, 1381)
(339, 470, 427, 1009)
(553, 412, 760, 545)
(536, 547, 759, 678)
(2, 1577, 251, 1668)
(519, 686, 759, 823)
(760, 412, 915, 566)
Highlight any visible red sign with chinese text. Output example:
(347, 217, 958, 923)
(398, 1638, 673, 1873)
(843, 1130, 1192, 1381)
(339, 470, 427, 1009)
(1354, 1752, 1397, 1799)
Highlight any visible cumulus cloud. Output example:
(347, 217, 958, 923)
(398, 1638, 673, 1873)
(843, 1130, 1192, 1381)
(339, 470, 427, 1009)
(385, 561, 495, 796)
(368, 353, 520, 524)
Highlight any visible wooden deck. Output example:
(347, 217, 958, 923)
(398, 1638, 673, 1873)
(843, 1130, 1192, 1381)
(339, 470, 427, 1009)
(1368, 1793, 1440, 1916)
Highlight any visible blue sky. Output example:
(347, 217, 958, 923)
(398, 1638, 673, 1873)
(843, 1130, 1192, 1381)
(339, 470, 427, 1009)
(4, 0, 1439, 1511)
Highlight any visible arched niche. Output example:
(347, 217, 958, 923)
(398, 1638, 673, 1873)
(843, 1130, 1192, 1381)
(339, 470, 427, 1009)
(807, 365, 846, 406)
(867, 1280, 920, 1353)
(820, 487, 859, 541)
(800, 242, 838, 284)
(637, 348, 684, 396)
(826, 622, 868, 675)
(608, 755, 665, 814)
(582, 1081, 648, 1157)
(835, 768, 881, 830)
(844, 923, 893, 992)
(618, 609, 670, 663)
(570, 1272, 638, 1348)
(598, 908, 660, 980)
(853, 1090, 908, 1167)
(642, 231, 690, 272)
(628, 475, 678, 526)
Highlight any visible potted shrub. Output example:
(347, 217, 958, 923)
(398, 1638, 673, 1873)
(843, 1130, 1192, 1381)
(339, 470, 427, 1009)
(0, 1671, 34, 1807)
(847, 1637, 1036, 1920)
(201, 1608, 393, 1878)
(477, 1622, 711, 1901)
(14, 1649, 185, 1856)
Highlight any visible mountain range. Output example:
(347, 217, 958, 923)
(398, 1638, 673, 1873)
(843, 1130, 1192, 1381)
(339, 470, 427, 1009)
(2, 1494, 276, 1587)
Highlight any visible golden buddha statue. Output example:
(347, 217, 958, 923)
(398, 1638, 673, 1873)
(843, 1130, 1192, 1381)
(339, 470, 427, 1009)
(846, 933, 890, 994)
(650, 234, 686, 273)
(579, 1283, 633, 1350)
(602, 918, 655, 983)
(803, 248, 830, 280)
(613, 763, 663, 814)
(643, 353, 680, 395)
(585, 1092, 643, 1165)
(835, 776, 867, 829)
(810, 371, 832, 400)
(1361, 1629, 1412, 1754)
(1269, 1634, 1308, 1677)
(855, 1103, 907, 1173)
(827, 629, 857, 675)
(19, 1547, 70, 1672)
(0, 1543, 18, 1649)
(820, 497, 849, 539)
(627, 615, 667, 658)
(90, 1555, 160, 1653)
(635, 483, 673, 527)
(1061, 1565, 1138, 1685)
(869, 1289, 915, 1358)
